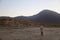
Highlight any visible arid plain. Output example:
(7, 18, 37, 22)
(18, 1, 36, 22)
(0, 27, 60, 40)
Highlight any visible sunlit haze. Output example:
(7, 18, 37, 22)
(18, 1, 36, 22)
(0, 0, 60, 17)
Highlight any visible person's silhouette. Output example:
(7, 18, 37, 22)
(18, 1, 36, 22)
(40, 25, 43, 36)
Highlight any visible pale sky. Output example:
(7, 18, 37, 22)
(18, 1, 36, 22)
(0, 0, 60, 17)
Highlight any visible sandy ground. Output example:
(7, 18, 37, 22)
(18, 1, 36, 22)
(0, 27, 60, 40)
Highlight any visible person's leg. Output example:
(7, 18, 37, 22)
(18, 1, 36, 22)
(41, 32, 43, 36)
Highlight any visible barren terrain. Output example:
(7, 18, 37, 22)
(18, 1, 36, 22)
(0, 27, 60, 40)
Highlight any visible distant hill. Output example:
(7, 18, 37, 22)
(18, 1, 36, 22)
(0, 9, 60, 27)
(14, 10, 60, 23)
(31, 10, 60, 23)
(14, 16, 30, 21)
(0, 16, 11, 19)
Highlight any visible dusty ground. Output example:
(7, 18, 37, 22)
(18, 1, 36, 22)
(0, 27, 60, 40)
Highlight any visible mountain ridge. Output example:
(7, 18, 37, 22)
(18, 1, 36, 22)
(0, 9, 60, 23)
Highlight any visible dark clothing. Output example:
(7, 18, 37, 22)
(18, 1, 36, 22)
(41, 32, 43, 36)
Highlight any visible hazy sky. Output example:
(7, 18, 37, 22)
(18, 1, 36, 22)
(0, 0, 60, 17)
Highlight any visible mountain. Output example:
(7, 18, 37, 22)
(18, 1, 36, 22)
(31, 10, 60, 23)
(0, 9, 60, 23)
(14, 10, 60, 23)
(14, 16, 30, 21)
(0, 16, 10, 19)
